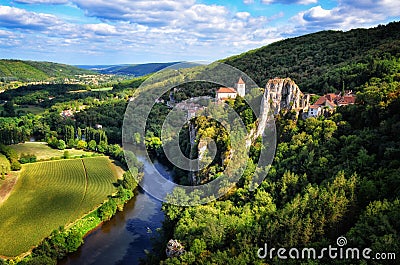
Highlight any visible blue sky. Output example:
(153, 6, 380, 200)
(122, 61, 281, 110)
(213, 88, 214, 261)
(0, 0, 398, 65)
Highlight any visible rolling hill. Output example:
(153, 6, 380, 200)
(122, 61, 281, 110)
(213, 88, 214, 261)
(77, 62, 180, 76)
(0, 59, 95, 82)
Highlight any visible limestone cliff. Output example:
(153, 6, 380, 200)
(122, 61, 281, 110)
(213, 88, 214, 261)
(257, 77, 309, 137)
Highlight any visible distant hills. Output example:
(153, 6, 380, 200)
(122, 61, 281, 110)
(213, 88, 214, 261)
(223, 21, 400, 93)
(76, 62, 180, 76)
(0, 60, 94, 82)
(0, 60, 181, 83)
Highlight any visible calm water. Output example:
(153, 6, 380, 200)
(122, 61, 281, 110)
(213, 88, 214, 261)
(59, 159, 172, 265)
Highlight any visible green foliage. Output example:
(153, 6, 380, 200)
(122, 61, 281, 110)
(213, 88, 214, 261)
(76, 140, 87, 149)
(347, 199, 400, 255)
(0, 59, 93, 82)
(56, 139, 66, 150)
(62, 150, 70, 159)
(223, 22, 400, 93)
(98, 199, 117, 221)
(155, 54, 400, 263)
(3, 100, 15, 117)
(19, 153, 37, 164)
(0, 154, 11, 176)
(0, 144, 21, 171)
(87, 140, 97, 151)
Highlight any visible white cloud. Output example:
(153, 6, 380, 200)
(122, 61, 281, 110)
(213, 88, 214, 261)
(71, 0, 196, 25)
(290, 0, 400, 33)
(82, 23, 119, 36)
(235, 11, 251, 20)
(0, 5, 62, 30)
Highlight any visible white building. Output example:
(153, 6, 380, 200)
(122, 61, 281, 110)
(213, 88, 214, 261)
(216, 77, 246, 101)
(308, 105, 322, 117)
(216, 87, 238, 100)
(236, 77, 246, 97)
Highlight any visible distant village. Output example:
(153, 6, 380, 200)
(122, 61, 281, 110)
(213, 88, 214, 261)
(58, 76, 356, 125)
(166, 76, 356, 120)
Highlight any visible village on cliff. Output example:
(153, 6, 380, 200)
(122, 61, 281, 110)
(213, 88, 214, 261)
(169, 77, 356, 120)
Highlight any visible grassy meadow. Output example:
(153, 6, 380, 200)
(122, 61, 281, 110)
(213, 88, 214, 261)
(0, 156, 120, 257)
(10, 142, 93, 160)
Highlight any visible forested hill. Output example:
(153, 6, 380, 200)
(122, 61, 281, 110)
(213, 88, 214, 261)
(223, 21, 400, 93)
(0, 59, 94, 82)
(77, 62, 180, 76)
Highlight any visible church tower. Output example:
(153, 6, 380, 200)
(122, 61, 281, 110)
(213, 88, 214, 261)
(236, 77, 245, 97)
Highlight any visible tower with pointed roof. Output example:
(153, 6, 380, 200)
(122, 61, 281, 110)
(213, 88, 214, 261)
(236, 77, 245, 97)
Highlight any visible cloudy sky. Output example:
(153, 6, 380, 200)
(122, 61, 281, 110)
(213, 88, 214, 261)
(0, 0, 399, 64)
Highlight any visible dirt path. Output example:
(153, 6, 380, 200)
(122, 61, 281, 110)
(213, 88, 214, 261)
(0, 172, 19, 205)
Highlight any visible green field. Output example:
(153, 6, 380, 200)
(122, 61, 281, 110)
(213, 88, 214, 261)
(15, 105, 45, 115)
(0, 157, 120, 257)
(91, 87, 113, 92)
(11, 142, 93, 160)
(0, 104, 45, 115)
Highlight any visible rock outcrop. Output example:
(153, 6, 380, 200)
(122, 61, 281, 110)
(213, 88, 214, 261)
(257, 77, 309, 137)
(266, 77, 309, 114)
(166, 239, 185, 258)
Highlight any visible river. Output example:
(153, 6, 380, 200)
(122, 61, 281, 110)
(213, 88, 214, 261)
(59, 158, 172, 265)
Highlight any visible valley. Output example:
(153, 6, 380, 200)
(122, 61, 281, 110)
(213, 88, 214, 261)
(0, 21, 399, 265)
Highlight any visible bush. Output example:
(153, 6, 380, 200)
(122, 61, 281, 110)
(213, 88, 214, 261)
(98, 199, 117, 221)
(24, 256, 56, 265)
(10, 158, 21, 171)
(63, 151, 70, 159)
(20, 153, 37, 164)
(57, 140, 66, 150)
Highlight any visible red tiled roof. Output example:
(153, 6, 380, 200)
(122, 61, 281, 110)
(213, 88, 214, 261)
(343, 95, 356, 104)
(217, 87, 237, 93)
(314, 95, 336, 108)
(314, 96, 327, 106)
(325, 93, 338, 102)
(237, 77, 245, 84)
(309, 105, 321, 109)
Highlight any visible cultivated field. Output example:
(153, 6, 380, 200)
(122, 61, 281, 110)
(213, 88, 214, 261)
(11, 142, 93, 160)
(0, 157, 120, 257)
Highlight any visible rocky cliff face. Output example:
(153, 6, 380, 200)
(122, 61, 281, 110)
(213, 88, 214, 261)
(266, 77, 309, 113)
(257, 77, 309, 137)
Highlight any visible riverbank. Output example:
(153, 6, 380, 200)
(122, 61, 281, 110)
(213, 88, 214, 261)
(59, 158, 172, 265)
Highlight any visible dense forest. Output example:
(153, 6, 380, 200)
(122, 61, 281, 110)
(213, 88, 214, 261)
(223, 22, 400, 94)
(143, 22, 400, 264)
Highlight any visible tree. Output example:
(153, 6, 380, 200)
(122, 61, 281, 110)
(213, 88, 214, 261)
(88, 140, 97, 151)
(3, 100, 15, 117)
(63, 125, 75, 144)
(57, 140, 66, 150)
(10, 158, 21, 171)
(76, 140, 87, 149)
(98, 199, 117, 221)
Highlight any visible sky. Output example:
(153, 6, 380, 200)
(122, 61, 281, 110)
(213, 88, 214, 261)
(0, 0, 399, 65)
